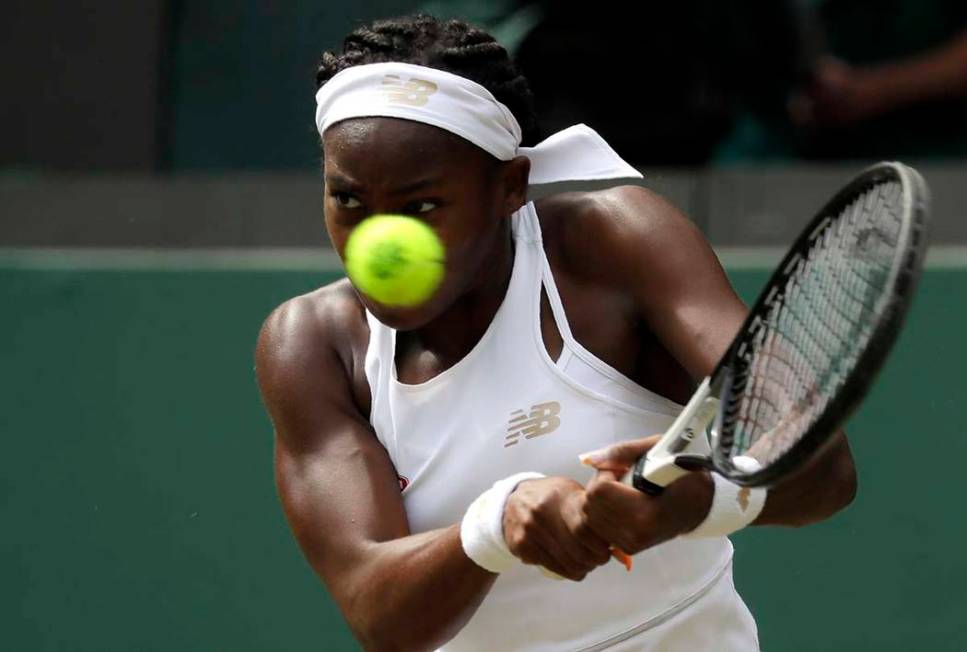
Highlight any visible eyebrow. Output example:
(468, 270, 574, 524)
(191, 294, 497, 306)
(325, 172, 445, 195)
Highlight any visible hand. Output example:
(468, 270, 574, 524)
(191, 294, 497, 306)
(580, 436, 714, 555)
(502, 476, 613, 581)
(789, 57, 894, 127)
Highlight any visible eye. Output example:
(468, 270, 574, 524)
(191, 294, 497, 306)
(404, 200, 438, 214)
(333, 192, 362, 209)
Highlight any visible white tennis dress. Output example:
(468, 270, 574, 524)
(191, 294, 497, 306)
(364, 202, 760, 651)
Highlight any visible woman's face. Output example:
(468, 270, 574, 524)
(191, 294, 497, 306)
(322, 117, 528, 329)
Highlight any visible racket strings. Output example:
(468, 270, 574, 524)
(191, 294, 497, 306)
(726, 180, 904, 464)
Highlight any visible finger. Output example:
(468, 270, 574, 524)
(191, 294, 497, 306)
(513, 536, 584, 581)
(593, 469, 619, 485)
(539, 550, 591, 582)
(551, 525, 608, 579)
(586, 505, 642, 554)
(539, 566, 565, 581)
(563, 491, 618, 568)
(578, 434, 663, 472)
(524, 517, 599, 581)
(586, 475, 652, 511)
(566, 494, 631, 570)
(583, 480, 661, 553)
(584, 473, 636, 526)
(570, 520, 614, 567)
(505, 479, 603, 581)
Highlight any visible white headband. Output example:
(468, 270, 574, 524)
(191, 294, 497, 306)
(314, 62, 642, 188)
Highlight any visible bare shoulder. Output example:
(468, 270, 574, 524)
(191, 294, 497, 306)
(256, 278, 371, 419)
(536, 185, 711, 288)
(536, 186, 744, 379)
(257, 278, 364, 373)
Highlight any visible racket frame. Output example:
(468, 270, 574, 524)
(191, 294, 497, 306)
(629, 162, 929, 492)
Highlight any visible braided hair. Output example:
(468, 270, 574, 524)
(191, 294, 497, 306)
(316, 15, 540, 146)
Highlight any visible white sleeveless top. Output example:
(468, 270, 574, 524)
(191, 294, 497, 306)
(364, 203, 757, 651)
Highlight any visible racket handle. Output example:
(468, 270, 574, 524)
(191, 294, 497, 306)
(629, 456, 665, 496)
(626, 454, 713, 495)
(624, 384, 719, 494)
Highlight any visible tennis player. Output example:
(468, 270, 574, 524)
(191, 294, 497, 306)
(255, 15, 857, 651)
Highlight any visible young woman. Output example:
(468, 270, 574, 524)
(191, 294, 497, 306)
(256, 15, 856, 651)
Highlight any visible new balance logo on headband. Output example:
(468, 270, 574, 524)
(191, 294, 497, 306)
(380, 74, 438, 107)
(504, 402, 561, 448)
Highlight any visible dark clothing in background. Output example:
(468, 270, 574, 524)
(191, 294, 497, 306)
(514, 1, 739, 165)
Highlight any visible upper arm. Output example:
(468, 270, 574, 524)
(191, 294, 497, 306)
(565, 186, 748, 379)
(255, 292, 408, 602)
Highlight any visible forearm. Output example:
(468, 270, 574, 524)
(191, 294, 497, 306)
(340, 524, 497, 652)
(753, 431, 856, 527)
(868, 29, 967, 108)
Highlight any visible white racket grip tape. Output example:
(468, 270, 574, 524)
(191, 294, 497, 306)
(623, 378, 718, 490)
(633, 455, 692, 489)
(460, 472, 546, 573)
(683, 469, 767, 539)
(648, 377, 714, 461)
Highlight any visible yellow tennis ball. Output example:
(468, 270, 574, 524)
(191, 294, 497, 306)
(344, 214, 445, 307)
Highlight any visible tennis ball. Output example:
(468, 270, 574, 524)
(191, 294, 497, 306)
(344, 214, 445, 307)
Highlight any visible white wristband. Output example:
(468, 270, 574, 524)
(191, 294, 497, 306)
(460, 472, 546, 573)
(682, 473, 767, 539)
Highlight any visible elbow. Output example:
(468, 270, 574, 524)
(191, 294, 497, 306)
(343, 598, 408, 652)
(832, 452, 858, 514)
(780, 444, 858, 529)
(804, 447, 858, 527)
(352, 626, 440, 652)
(351, 628, 400, 652)
(347, 614, 406, 652)
(817, 433, 858, 522)
(346, 605, 448, 652)
(825, 430, 858, 518)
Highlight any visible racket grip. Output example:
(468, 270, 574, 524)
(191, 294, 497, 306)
(626, 454, 711, 495)
(629, 456, 665, 496)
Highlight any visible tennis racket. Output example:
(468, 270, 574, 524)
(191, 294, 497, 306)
(626, 161, 929, 494)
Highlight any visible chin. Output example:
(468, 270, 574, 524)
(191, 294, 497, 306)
(360, 296, 441, 331)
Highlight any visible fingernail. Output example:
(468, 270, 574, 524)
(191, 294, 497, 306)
(611, 548, 633, 572)
(578, 448, 608, 466)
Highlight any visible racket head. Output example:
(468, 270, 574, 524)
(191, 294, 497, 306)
(709, 162, 930, 487)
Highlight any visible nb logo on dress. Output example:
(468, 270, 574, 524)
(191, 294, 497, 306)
(380, 75, 438, 107)
(504, 402, 561, 448)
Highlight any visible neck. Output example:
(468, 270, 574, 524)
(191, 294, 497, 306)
(407, 224, 515, 365)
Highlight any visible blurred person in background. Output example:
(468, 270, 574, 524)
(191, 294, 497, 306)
(719, 0, 967, 161)
(476, 0, 967, 164)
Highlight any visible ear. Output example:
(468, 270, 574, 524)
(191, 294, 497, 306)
(499, 156, 531, 217)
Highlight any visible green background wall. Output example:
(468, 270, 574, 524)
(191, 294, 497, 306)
(3, 264, 964, 649)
